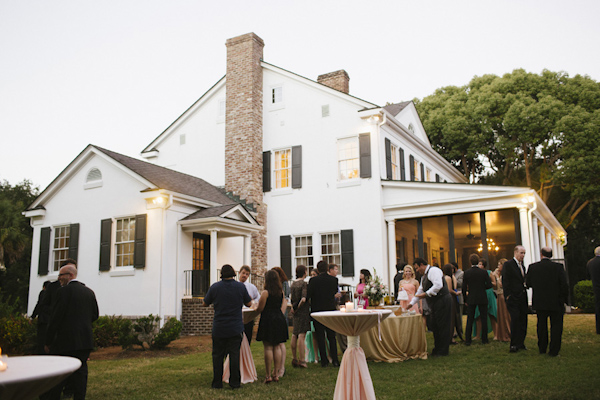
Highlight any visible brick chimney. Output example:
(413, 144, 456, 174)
(224, 32, 267, 272)
(317, 70, 350, 94)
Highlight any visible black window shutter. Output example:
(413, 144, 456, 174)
(38, 227, 51, 276)
(399, 147, 405, 181)
(359, 133, 371, 178)
(134, 214, 147, 269)
(99, 219, 112, 271)
(341, 229, 354, 277)
(292, 145, 302, 189)
(420, 163, 425, 182)
(280, 235, 292, 279)
(263, 151, 271, 192)
(68, 223, 80, 262)
(409, 155, 415, 181)
(384, 138, 392, 180)
(436, 174, 440, 182)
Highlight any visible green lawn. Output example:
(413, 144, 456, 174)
(87, 314, 600, 399)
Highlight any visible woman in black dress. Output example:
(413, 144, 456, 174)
(290, 265, 310, 368)
(256, 269, 289, 383)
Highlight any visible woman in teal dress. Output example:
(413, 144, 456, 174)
(473, 259, 498, 340)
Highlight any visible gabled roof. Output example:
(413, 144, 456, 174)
(383, 101, 411, 117)
(181, 204, 239, 220)
(93, 146, 234, 205)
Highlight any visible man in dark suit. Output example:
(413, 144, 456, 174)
(526, 247, 568, 356)
(463, 253, 492, 345)
(587, 246, 600, 334)
(44, 259, 99, 400)
(407, 258, 452, 356)
(307, 260, 339, 367)
(393, 262, 404, 298)
(503, 245, 529, 353)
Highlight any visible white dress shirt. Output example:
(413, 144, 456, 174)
(243, 280, 260, 302)
(409, 265, 444, 306)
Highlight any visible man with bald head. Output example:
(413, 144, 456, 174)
(526, 247, 568, 356)
(44, 259, 99, 400)
(503, 245, 529, 353)
(587, 246, 600, 334)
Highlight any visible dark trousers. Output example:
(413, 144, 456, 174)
(44, 349, 91, 400)
(507, 296, 528, 348)
(465, 303, 488, 344)
(454, 298, 464, 340)
(429, 294, 452, 355)
(536, 310, 563, 355)
(313, 319, 338, 366)
(212, 334, 242, 389)
(243, 320, 254, 344)
(594, 288, 600, 334)
(36, 322, 48, 355)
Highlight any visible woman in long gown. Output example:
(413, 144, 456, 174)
(355, 269, 372, 309)
(443, 264, 462, 344)
(493, 259, 511, 342)
(398, 265, 421, 313)
(256, 270, 289, 383)
(290, 265, 309, 368)
(474, 259, 498, 340)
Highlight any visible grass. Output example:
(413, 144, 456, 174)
(87, 314, 600, 399)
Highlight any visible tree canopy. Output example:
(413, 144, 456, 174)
(414, 69, 600, 228)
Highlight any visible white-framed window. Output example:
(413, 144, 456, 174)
(52, 225, 70, 272)
(321, 233, 341, 266)
(426, 168, 432, 182)
(294, 235, 313, 267)
(115, 217, 136, 268)
(272, 86, 283, 104)
(274, 148, 291, 189)
(413, 159, 421, 181)
(391, 144, 399, 179)
(337, 137, 359, 181)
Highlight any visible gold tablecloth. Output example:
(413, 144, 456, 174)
(360, 314, 428, 362)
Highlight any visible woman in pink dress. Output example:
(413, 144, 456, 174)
(355, 269, 371, 309)
(398, 265, 421, 313)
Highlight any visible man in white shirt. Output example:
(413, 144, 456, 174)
(408, 257, 452, 356)
(239, 265, 260, 343)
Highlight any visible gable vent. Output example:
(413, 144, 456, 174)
(86, 168, 102, 182)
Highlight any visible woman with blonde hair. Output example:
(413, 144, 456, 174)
(398, 265, 421, 313)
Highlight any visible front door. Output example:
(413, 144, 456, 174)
(192, 233, 210, 296)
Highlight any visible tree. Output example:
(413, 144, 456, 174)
(414, 69, 600, 226)
(0, 180, 39, 313)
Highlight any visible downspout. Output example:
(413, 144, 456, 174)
(158, 194, 173, 327)
(377, 111, 393, 288)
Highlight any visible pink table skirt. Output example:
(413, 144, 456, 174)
(222, 333, 257, 384)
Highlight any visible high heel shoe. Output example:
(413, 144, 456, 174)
(264, 376, 273, 384)
(291, 359, 299, 368)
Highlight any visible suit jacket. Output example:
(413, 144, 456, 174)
(463, 266, 492, 305)
(526, 258, 568, 312)
(307, 272, 338, 312)
(502, 258, 527, 301)
(587, 256, 600, 290)
(46, 280, 99, 353)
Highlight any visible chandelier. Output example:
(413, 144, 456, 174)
(478, 237, 500, 254)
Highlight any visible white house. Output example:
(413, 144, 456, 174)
(25, 33, 566, 329)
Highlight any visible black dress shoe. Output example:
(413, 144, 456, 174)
(509, 346, 519, 353)
(332, 361, 340, 367)
(464, 342, 472, 346)
(519, 345, 528, 351)
(321, 362, 329, 368)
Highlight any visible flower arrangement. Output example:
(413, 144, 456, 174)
(364, 268, 388, 305)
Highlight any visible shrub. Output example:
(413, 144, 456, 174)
(0, 314, 37, 354)
(93, 315, 131, 348)
(574, 280, 595, 312)
(152, 317, 183, 349)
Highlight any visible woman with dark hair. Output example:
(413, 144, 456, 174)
(256, 269, 289, 383)
(290, 265, 309, 368)
(271, 266, 290, 377)
(442, 264, 462, 344)
(355, 269, 372, 309)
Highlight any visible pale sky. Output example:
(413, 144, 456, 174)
(1, 0, 599, 190)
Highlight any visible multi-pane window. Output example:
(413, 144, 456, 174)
(295, 235, 313, 267)
(53, 225, 70, 272)
(413, 159, 421, 181)
(274, 149, 291, 189)
(115, 217, 136, 267)
(426, 168, 432, 182)
(321, 233, 341, 266)
(272, 86, 283, 104)
(391, 144, 399, 179)
(338, 137, 359, 180)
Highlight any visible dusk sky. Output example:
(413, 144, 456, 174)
(2, 0, 599, 189)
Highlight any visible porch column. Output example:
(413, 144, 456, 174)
(387, 220, 396, 292)
(539, 225, 546, 248)
(531, 216, 540, 262)
(209, 229, 219, 284)
(243, 234, 252, 266)
(546, 231, 552, 254)
(552, 237, 559, 259)
(518, 206, 533, 266)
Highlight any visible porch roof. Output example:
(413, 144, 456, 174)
(178, 204, 261, 237)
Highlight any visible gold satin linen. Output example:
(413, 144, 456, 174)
(360, 314, 428, 362)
